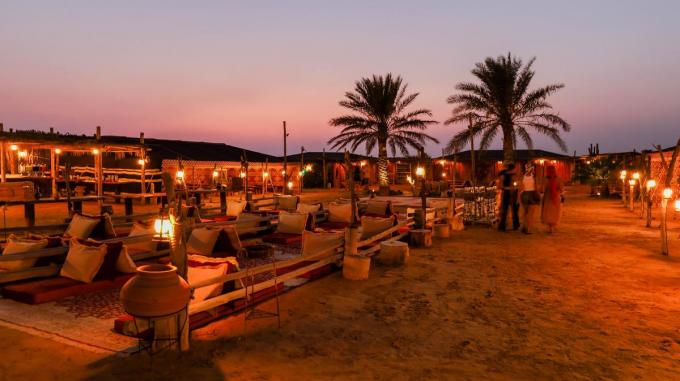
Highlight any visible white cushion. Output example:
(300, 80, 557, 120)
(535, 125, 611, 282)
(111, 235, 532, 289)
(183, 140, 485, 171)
(60, 239, 107, 283)
(0, 235, 48, 271)
(360, 216, 394, 240)
(277, 196, 298, 211)
(65, 214, 100, 239)
(187, 255, 235, 303)
(296, 203, 321, 214)
(277, 212, 308, 235)
(328, 202, 353, 223)
(186, 227, 221, 256)
(116, 246, 138, 273)
(226, 200, 247, 217)
(302, 231, 343, 258)
(126, 222, 157, 253)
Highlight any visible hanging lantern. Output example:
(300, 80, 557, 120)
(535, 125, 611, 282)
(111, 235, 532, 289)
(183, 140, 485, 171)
(154, 218, 174, 238)
(176, 170, 185, 180)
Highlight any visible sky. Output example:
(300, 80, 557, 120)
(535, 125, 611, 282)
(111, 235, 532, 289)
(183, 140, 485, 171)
(1, 1, 679, 157)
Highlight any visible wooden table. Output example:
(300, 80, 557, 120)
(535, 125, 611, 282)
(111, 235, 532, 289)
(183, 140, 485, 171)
(105, 193, 165, 218)
(2, 196, 105, 227)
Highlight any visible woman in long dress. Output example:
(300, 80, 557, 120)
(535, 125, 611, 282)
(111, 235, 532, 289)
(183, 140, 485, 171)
(519, 163, 540, 234)
(541, 165, 564, 233)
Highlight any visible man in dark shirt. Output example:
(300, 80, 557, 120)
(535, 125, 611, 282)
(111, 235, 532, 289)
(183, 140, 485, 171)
(497, 163, 519, 231)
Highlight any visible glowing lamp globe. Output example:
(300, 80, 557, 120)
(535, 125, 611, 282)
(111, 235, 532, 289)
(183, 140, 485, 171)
(415, 167, 425, 177)
(212, 170, 219, 178)
(137, 159, 145, 166)
(620, 170, 627, 180)
(18, 151, 28, 158)
(646, 179, 656, 190)
(632, 172, 640, 180)
(176, 170, 184, 180)
(305, 164, 312, 172)
(287, 181, 294, 190)
(9, 144, 18, 151)
(154, 218, 173, 238)
(441, 172, 446, 178)
(55, 148, 62, 155)
(263, 172, 269, 178)
(91, 148, 100, 155)
(675, 199, 680, 212)
(628, 179, 636, 186)
(239, 171, 246, 178)
(663, 188, 673, 199)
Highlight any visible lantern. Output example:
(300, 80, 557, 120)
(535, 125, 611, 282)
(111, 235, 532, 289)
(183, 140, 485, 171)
(646, 179, 656, 190)
(137, 159, 145, 166)
(675, 199, 680, 212)
(663, 188, 673, 199)
(287, 181, 293, 190)
(415, 167, 425, 177)
(91, 148, 100, 155)
(154, 218, 173, 238)
(239, 171, 246, 178)
(17, 151, 28, 158)
(9, 144, 18, 151)
(55, 148, 62, 155)
(305, 164, 312, 172)
(176, 170, 184, 180)
(212, 170, 219, 178)
(620, 170, 627, 180)
(628, 179, 636, 186)
(633, 172, 640, 180)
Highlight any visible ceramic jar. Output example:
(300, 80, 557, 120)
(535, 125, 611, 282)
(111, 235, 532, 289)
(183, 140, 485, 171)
(120, 264, 190, 318)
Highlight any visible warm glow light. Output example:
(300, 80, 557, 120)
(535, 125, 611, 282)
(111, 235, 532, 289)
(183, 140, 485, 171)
(17, 150, 28, 158)
(551, 160, 557, 164)
(239, 171, 246, 178)
(620, 170, 627, 180)
(287, 181, 294, 190)
(439, 160, 446, 166)
(628, 179, 636, 186)
(55, 148, 62, 154)
(415, 166, 425, 177)
(9, 144, 18, 151)
(675, 199, 680, 212)
(281, 170, 286, 175)
(586, 160, 591, 164)
(298, 171, 304, 177)
(406, 175, 414, 185)
(646, 179, 656, 190)
(176, 170, 184, 179)
(154, 218, 173, 238)
(263, 171, 269, 178)
(305, 164, 312, 171)
(91, 148, 100, 155)
(360, 160, 367, 167)
(137, 159, 145, 166)
(213, 170, 219, 178)
(663, 188, 673, 199)
(441, 172, 446, 177)
(632, 172, 640, 180)
(539, 159, 545, 165)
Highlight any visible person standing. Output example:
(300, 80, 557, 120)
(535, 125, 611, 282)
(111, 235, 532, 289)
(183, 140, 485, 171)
(497, 163, 519, 231)
(541, 165, 564, 233)
(519, 163, 540, 234)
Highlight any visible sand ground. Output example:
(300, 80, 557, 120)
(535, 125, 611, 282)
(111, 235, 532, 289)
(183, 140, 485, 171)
(1, 189, 680, 380)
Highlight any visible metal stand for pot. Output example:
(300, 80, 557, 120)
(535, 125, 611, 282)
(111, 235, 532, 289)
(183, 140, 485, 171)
(243, 243, 282, 336)
(130, 309, 187, 366)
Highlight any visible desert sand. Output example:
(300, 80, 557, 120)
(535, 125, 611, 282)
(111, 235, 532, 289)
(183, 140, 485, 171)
(1, 188, 679, 380)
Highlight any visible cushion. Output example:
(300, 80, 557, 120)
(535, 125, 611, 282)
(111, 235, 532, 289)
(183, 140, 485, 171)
(360, 216, 395, 240)
(302, 231, 343, 258)
(187, 255, 235, 303)
(226, 200, 247, 217)
(116, 246, 138, 273)
(365, 200, 391, 216)
(64, 214, 101, 240)
(213, 225, 242, 257)
(328, 202, 353, 223)
(0, 235, 48, 271)
(277, 212, 308, 235)
(126, 221, 157, 253)
(90, 214, 117, 240)
(27, 233, 63, 248)
(60, 239, 108, 283)
(186, 227, 221, 256)
(296, 203, 321, 214)
(277, 196, 298, 211)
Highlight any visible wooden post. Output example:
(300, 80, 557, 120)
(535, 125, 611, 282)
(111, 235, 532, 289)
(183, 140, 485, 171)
(140, 133, 146, 195)
(0, 122, 5, 183)
(661, 197, 669, 256)
(50, 148, 57, 198)
(95, 127, 103, 207)
(283, 121, 289, 195)
(299, 146, 304, 193)
(322, 148, 327, 189)
(645, 155, 653, 228)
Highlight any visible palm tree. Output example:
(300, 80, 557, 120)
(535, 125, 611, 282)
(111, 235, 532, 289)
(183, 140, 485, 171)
(445, 53, 570, 163)
(328, 74, 438, 195)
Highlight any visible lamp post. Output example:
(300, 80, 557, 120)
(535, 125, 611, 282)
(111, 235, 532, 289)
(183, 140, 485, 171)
(628, 179, 636, 211)
(661, 188, 673, 256)
(416, 165, 426, 228)
(645, 179, 656, 227)
(619, 170, 627, 206)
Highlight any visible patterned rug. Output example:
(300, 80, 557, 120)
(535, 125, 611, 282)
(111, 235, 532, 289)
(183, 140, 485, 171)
(0, 291, 137, 354)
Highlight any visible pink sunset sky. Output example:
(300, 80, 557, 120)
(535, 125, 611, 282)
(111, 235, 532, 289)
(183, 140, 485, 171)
(1, 1, 679, 156)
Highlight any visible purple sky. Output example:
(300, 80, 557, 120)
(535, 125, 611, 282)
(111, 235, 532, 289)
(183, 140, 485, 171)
(1, 1, 679, 156)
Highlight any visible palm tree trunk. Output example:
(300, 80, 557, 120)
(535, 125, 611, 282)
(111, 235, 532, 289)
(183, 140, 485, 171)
(378, 142, 390, 196)
(502, 126, 515, 163)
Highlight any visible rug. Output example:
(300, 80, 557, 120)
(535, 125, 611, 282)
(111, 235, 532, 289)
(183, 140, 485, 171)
(0, 289, 137, 354)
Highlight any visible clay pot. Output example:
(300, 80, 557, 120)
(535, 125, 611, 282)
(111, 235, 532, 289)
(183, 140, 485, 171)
(120, 264, 190, 318)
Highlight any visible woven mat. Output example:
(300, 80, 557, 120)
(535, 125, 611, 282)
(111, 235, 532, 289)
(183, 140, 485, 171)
(0, 290, 137, 354)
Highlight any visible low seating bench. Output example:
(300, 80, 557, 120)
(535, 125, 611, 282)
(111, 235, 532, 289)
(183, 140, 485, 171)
(1, 273, 133, 305)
